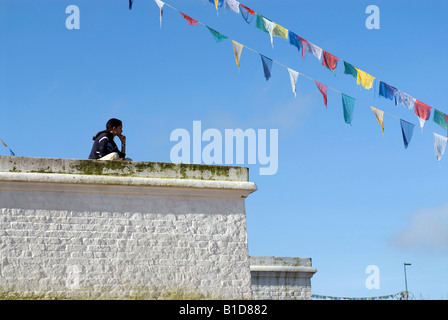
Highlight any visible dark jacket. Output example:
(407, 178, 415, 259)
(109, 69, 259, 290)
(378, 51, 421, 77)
(89, 132, 125, 159)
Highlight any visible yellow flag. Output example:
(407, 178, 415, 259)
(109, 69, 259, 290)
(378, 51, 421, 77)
(371, 106, 384, 135)
(355, 68, 375, 89)
(232, 40, 243, 68)
(214, 0, 219, 14)
(0, 138, 7, 147)
(273, 23, 288, 39)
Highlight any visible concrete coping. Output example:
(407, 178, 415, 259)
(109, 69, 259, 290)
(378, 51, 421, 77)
(0, 156, 250, 181)
(0, 156, 257, 196)
(249, 256, 317, 274)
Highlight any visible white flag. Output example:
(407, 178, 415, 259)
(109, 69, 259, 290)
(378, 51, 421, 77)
(287, 68, 299, 97)
(262, 17, 276, 48)
(434, 133, 447, 162)
(224, 0, 240, 13)
(307, 42, 323, 60)
(154, 0, 165, 28)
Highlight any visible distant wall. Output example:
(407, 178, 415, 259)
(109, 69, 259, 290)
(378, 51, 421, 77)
(0, 156, 257, 299)
(250, 256, 317, 300)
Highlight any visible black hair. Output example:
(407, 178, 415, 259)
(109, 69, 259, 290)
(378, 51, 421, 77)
(92, 118, 123, 140)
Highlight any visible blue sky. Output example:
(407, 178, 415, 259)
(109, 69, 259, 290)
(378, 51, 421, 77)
(1, 0, 447, 299)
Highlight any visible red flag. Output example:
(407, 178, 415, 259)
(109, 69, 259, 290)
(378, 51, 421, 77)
(414, 100, 432, 121)
(322, 50, 340, 71)
(239, 4, 255, 15)
(315, 81, 328, 107)
(180, 12, 199, 26)
(298, 37, 308, 59)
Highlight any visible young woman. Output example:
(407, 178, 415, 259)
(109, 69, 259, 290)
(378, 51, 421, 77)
(89, 118, 127, 160)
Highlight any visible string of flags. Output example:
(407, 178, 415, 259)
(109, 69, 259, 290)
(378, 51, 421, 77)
(0, 138, 15, 156)
(202, 0, 448, 135)
(130, 0, 448, 163)
(312, 291, 410, 300)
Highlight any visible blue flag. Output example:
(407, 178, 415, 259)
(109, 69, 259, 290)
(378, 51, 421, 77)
(341, 94, 356, 125)
(400, 119, 415, 149)
(288, 31, 301, 53)
(260, 54, 273, 81)
(379, 81, 397, 102)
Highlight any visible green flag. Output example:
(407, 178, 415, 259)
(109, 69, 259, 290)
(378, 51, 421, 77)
(342, 93, 356, 125)
(433, 109, 448, 130)
(343, 61, 358, 79)
(206, 26, 228, 42)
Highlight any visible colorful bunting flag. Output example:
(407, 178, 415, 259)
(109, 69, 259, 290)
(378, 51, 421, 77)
(224, 0, 240, 14)
(315, 81, 328, 108)
(154, 0, 165, 28)
(307, 42, 322, 61)
(288, 31, 301, 53)
(343, 61, 357, 78)
(273, 23, 288, 39)
(396, 90, 415, 110)
(232, 40, 243, 68)
(414, 100, 432, 129)
(287, 68, 299, 97)
(341, 94, 355, 125)
(206, 26, 228, 42)
(322, 51, 339, 72)
(298, 37, 308, 59)
(260, 54, 273, 81)
(180, 12, 199, 26)
(379, 81, 397, 102)
(255, 14, 269, 33)
(355, 68, 375, 89)
(433, 109, 448, 131)
(400, 119, 415, 149)
(129, 0, 133, 10)
(0, 138, 15, 156)
(239, 3, 254, 23)
(262, 17, 276, 47)
(371, 107, 384, 135)
(433, 133, 447, 162)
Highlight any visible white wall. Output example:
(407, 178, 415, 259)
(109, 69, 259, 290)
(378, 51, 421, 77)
(0, 157, 257, 299)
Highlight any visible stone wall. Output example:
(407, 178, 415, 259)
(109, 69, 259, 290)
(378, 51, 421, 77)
(0, 156, 257, 299)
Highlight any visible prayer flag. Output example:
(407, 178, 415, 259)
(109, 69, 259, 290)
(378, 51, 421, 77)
(262, 17, 276, 47)
(400, 119, 415, 149)
(129, 0, 133, 9)
(307, 42, 322, 60)
(206, 26, 228, 42)
(287, 68, 299, 97)
(273, 24, 288, 39)
(232, 40, 243, 68)
(396, 90, 415, 110)
(224, 0, 240, 13)
(180, 12, 199, 26)
(0, 138, 7, 148)
(239, 4, 254, 23)
(322, 51, 339, 72)
(433, 109, 448, 131)
(315, 81, 328, 107)
(414, 100, 432, 128)
(355, 68, 375, 89)
(260, 54, 273, 81)
(343, 61, 357, 78)
(288, 31, 301, 53)
(255, 14, 269, 33)
(298, 37, 308, 59)
(154, 0, 165, 28)
(434, 133, 447, 162)
(371, 107, 384, 135)
(341, 94, 355, 125)
(378, 81, 397, 102)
